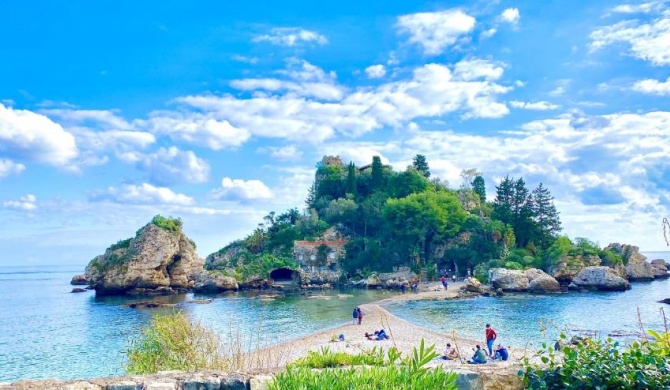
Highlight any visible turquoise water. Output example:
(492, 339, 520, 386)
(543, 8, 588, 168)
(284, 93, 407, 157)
(1, 252, 668, 382)
(0, 265, 390, 382)
(387, 252, 670, 350)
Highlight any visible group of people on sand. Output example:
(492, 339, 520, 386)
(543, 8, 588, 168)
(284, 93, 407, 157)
(442, 324, 509, 364)
(352, 306, 363, 325)
(365, 329, 389, 340)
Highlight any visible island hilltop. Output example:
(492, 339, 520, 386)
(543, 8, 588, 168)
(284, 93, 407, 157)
(75, 155, 668, 294)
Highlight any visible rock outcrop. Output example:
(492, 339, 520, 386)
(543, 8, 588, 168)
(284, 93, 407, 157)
(572, 266, 630, 291)
(603, 243, 653, 281)
(624, 261, 654, 281)
(551, 254, 602, 283)
(377, 267, 415, 289)
(193, 271, 239, 293)
(651, 259, 669, 279)
(490, 269, 529, 292)
(84, 217, 204, 295)
(490, 268, 560, 293)
(462, 277, 484, 293)
(70, 274, 88, 285)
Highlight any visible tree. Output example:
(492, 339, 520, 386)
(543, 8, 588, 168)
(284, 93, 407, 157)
(371, 156, 385, 190)
(492, 176, 535, 247)
(383, 191, 466, 264)
(531, 183, 562, 250)
(472, 176, 486, 202)
(412, 154, 431, 178)
(346, 162, 357, 197)
(388, 168, 429, 198)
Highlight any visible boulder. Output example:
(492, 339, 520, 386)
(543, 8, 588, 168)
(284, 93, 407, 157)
(490, 268, 529, 292)
(84, 218, 205, 295)
(462, 277, 484, 293)
(572, 266, 630, 291)
(551, 254, 602, 283)
(365, 274, 382, 289)
(378, 267, 416, 289)
(625, 261, 654, 281)
(651, 259, 669, 279)
(70, 288, 87, 293)
(193, 271, 239, 293)
(528, 275, 561, 293)
(70, 274, 88, 285)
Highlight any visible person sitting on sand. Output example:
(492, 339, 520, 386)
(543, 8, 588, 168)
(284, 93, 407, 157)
(365, 329, 389, 341)
(467, 345, 487, 364)
(442, 343, 459, 360)
(494, 344, 509, 361)
(377, 329, 389, 340)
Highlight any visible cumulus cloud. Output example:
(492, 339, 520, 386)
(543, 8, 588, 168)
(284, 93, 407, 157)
(590, 8, 670, 65)
(0, 159, 25, 179)
(3, 194, 37, 210)
(632, 76, 670, 94)
(257, 145, 302, 161)
(480, 28, 497, 39)
(212, 177, 272, 201)
(611, 1, 666, 14)
(41, 108, 132, 129)
(89, 183, 193, 205)
(365, 64, 386, 79)
(500, 8, 520, 25)
(143, 114, 250, 150)
(134, 147, 210, 186)
(253, 27, 328, 46)
(0, 104, 78, 166)
(509, 100, 560, 110)
(396, 9, 476, 55)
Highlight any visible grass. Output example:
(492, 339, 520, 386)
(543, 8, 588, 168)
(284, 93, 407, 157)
(270, 340, 458, 390)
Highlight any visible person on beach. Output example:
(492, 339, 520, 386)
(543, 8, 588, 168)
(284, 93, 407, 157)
(441, 275, 448, 290)
(485, 324, 497, 357)
(443, 343, 459, 360)
(494, 344, 509, 361)
(352, 307, 359, 325)
(452, 273, 456, 283)
(400, 283, 406, 294)
(467, 345, 487, 364)
(358, 307, 364, 325)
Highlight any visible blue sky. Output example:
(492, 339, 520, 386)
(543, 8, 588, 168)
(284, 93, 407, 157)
(1, 0, 669, 266)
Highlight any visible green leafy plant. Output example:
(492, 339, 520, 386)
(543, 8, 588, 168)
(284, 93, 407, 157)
(148, 214, 183, 234)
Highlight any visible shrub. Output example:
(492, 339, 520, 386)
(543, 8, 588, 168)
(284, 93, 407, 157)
(149, 215, 182, 234)
(109, 238, 132, 251)
(520, 331, 670, 389)
(290, 346, 390, 368)
(270, 340, 457, 390)
(126, 311, 228, 374)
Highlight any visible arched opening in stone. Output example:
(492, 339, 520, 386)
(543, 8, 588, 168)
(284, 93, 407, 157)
(270, 268, 297, 283)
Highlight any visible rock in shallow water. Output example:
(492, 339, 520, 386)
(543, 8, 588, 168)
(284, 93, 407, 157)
(572, 266, 630, 291)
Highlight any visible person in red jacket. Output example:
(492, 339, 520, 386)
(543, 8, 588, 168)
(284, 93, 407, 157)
(485, 324, 497, 357)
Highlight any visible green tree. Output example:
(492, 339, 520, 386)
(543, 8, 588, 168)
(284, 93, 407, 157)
(472, 175, 486, 202)
(388, 168, 430, 198)
(383, 191, 466, 264)
(531, 183, 562, 250)
(412, 154, 431, 178)
(492, 176, 535, 247)
(371, 156, 385, 190)
(346, 162, 357, 197)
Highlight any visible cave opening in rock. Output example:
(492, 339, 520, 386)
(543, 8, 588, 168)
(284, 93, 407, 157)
(270, 267, 295, 282)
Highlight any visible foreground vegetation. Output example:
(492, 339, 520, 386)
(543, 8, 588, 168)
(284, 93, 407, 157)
(270, 340, 457, 390)
(521, 329, 670, 389)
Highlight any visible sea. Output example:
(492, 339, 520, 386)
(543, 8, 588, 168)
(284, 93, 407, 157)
(0, 251, 668, 383)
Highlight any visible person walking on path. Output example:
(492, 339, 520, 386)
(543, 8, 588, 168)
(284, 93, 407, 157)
(352, 307, 359, 325)
(485, 324, 497, 357)
(441, 275, 448, 290)
(357, 307, 364, 325)
(452, 274, 456, 283)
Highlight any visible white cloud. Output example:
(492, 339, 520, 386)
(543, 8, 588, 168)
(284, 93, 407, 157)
(0, 159, 25, 179)
(590, 9, 670, 65)
(89, 183, 193, 205)
(144, 114, 250, 150)
(3, 194, 37, 210)
(212, 177, 273, 201)
(611, 2, 665, 14)
(632, 76, 670, 94)
(500, 8, 521, 25)
(0, 104, 78, 166)
(257, 145, 303, 161)
(396, 9, 476, 55)
(253, 27, 328, 46)
(480, 28, 497, 39)
(365, 64, 386, 79)
(41, 109, 132, 129)
(509, 100, 560, 110)
(452, 59, 504, 81)
(134, 147, 210, 186)
(231, 55, 259, 64)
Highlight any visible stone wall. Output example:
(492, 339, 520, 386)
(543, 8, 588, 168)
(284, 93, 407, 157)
(0, 369, 523, 390)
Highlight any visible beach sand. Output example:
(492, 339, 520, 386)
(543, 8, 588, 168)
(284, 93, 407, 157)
(248, 282, 530, 376)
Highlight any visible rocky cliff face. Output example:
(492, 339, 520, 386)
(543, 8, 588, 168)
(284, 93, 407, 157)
(604, 243, 653, 281)
(490, 268, 560, 293)
(84, 221, 204, 295)
(551, 254, 602, 283)
(572, 266, 630, 291)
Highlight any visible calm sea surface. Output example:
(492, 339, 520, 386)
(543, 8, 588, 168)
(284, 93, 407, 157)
(1, 250, 669, 382)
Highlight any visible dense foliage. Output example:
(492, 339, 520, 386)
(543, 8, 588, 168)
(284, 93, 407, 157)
(520, 330, 670, 389)
(213, 155, 623, 278)
(149, 214, 183, 233)
(270, 340, 457, 390)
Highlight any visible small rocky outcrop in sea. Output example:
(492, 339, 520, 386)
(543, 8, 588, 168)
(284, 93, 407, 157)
(604, 243, 654, 281)
(650, 259, 669, 279)
(572, 266, 630, 291)
(490, 268, 560, 293)
(192, 271, 239, 293)
(83, 216, 204, 295)
(462, 277, 484, 293)
(70, 274, 88, 285)
(550, 254, 602, 284)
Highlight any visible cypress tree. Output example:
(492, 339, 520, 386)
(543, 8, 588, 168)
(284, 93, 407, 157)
(346, 162, 357, 196)
(472, 175, 486, 202)
(412, 154, 431, 178)
(532, 183, 562, 250)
